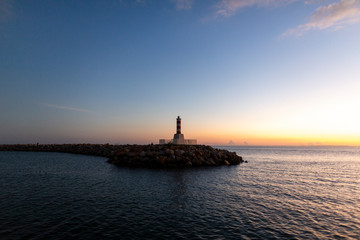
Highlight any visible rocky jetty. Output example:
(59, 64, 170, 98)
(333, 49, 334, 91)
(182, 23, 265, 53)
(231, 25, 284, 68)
(0, 144, 116, 157)
(108, 144, 243, 168)
(0, 144, 243, 168)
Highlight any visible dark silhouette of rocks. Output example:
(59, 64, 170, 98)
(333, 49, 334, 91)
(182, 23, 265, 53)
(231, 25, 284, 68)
(0, 144, 243, 168)
(108, 144, 243, 168)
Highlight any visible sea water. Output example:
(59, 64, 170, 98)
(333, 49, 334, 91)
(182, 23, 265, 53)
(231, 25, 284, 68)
(0, 146, 359, 239)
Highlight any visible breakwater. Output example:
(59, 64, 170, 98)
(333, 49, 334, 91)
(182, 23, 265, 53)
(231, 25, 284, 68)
(0, 144, 243, 168)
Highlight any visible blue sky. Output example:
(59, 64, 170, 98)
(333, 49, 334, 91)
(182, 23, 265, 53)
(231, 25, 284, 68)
(1, 0, 360, 145)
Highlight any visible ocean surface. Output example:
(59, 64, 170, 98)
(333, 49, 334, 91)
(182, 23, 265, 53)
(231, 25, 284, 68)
(0, 146, 359, 239)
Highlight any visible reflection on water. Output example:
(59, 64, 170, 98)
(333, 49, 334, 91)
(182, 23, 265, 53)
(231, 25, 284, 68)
(0, 147, 359, 239)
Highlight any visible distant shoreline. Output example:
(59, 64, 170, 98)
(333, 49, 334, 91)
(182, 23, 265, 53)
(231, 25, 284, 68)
(0, 144, 244, 168)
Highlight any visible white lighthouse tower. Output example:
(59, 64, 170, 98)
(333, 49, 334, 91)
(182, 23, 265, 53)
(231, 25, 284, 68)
(159, 116, 197, 145)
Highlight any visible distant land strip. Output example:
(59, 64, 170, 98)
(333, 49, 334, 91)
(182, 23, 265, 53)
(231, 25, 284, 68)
(0, 144, 244, 168)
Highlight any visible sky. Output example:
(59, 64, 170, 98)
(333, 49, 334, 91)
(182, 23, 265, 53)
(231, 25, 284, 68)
(1, 0, 360, 146)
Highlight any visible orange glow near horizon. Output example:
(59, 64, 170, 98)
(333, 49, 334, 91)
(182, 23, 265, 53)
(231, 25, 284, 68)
(192, 130, 360, 146)
(196, 136, 360, 146)
(184, 83, 360, 146)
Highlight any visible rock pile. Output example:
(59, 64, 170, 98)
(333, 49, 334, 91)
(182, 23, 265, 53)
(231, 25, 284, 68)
(0, 144, 243, 168)
(108, 144, 243, 168)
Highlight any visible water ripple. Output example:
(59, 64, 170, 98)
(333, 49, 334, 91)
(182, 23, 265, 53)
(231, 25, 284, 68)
(1, 148, 360, 239)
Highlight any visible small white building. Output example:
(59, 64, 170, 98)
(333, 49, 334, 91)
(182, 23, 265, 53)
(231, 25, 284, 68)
(159, 116, 197, 145)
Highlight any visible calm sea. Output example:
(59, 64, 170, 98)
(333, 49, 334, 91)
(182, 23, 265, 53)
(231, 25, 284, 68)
(0, 146, 359, 239)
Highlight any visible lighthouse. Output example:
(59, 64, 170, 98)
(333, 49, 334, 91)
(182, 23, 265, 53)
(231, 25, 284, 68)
(173, 116, 185, 144)
(176, 116, 181, 134)
(159, 116, 197, 145)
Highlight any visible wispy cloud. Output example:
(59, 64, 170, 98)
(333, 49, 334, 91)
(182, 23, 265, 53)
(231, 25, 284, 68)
(119, 0, 193, 10)
(283, 0, 360, 36)
(118, 0, 147, 7)
(41, 103, 93, 113)
(215, 0, 297, 17)
(172, 0, 193, 10)
(0, 0, 14, 22)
